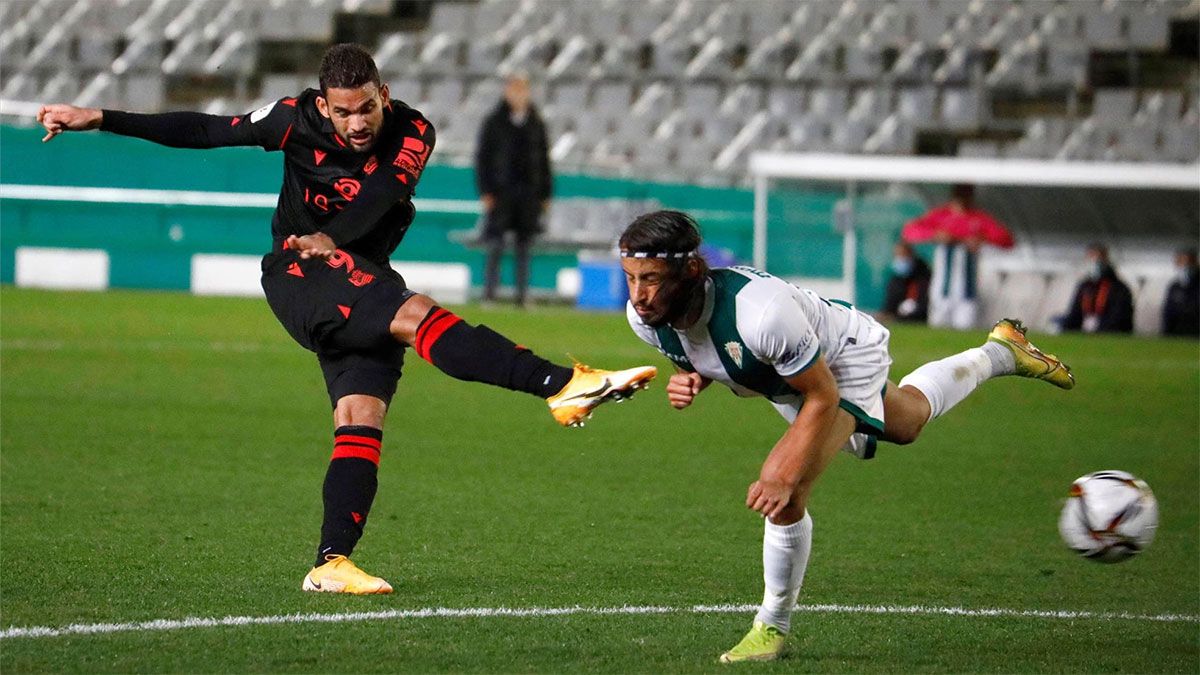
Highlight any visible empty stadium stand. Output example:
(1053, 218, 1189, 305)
(2, 0, 1197, 181)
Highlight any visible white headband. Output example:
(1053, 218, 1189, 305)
(619, 250, 696, 259)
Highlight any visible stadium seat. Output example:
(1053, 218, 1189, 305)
(680, 83, 722, 120)
(261, 74, 305, 101)
(843, 34, 885, 82)
(1044, 45, 1090, 90)
(592, 81, 634, 113)
(940, 87, 987, 131)
(1136, 90, 1186, 125)
(784, 34, 839, 82)
(3, 0, 1192, 174)
(766, 86, 806, 119)
(122, 74, 166, 111)
(746, 0, 794, 42)
(550, 81, 588, 112)
(957, 138, 1001, 158)
(1093, 88, 1139, 125)
(630, 82, 675, 120)
(933, 46, 974, 85)
(685, 36, 733, 80)
(1084, 2, 1127, 50)
(863, 115, 916, 155)
(720, 84, 765, 120)
(895, 86, 937, 124)
(890, 41, 932, 83)
(547, 35, 594, 80)
(375, 33, 421, 78)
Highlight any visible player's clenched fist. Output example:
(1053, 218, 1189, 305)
(666, 371, 709, 409)
(37, 104, 102, 142)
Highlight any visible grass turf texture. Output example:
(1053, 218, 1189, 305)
(1, 287, 1197, 673)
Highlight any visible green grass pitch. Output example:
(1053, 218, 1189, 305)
(1, 286, 1197, 673)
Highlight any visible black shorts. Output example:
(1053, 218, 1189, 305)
(261, 248, 416, 407)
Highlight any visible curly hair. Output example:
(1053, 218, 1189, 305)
(318, 43, 380, 93)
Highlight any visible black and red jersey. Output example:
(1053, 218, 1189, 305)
(101, 89, 435, 266)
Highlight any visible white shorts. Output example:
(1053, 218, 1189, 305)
(770, 313, 892, 459)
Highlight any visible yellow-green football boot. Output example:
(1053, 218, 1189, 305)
(718, 621, 786, 663)
(987, 318, 1075, 390)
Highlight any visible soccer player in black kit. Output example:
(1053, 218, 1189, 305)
(37, 44, 656, 594)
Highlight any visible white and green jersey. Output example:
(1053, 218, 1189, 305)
(627, 266, 893, 452)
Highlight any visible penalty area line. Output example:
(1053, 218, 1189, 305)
(2, 602, 1197, 640)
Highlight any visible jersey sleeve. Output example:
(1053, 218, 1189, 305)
(320, 111, 435, 246)
(751, 291, 821, 378)
(99, 97, 297, 150)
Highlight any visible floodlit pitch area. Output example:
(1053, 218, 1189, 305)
(1, 288, 1196, 672)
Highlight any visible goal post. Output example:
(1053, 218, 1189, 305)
(748, 152, 1199, 330)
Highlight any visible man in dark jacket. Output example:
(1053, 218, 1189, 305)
(475, 73, 552, 307)
(1062, 243, 1134, 334)
(1163, 247, 1199, 337)
(881, 241, 932, 323)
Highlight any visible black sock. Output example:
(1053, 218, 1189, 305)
(316, 425, 381, 567)
(412, 306, 573, 398)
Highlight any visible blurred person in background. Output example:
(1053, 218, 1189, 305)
(1061, 243, 1134, 334)
(475, 72, 552, 308)
(880, 241, 931, 324)
(1162, 247, 1199, 337)
(902, 184, 1014, 330)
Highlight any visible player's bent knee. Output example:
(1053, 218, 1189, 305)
(334, 394, 387, 428)
(883, 384, 930, 445)
(389, 293, 436, 345)
(893, 419, 924, 445)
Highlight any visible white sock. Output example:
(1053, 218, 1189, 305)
(754, 512, 812, 633)
(898, 342, 1013, 420)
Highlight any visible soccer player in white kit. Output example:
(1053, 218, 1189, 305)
(618, 211, 1075, 663)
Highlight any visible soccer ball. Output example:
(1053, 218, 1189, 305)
(1058, 470, 1158, 563)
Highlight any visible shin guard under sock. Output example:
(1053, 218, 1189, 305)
(413, 306, 573, 397)
(316, 425, 381, 566)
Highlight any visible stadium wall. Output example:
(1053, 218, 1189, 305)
(0, 124, 910, 309)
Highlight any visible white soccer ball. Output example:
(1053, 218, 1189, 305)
(1058, 470, 1158, 563)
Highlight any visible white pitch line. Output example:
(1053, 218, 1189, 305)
(2, 602, 1196, 641)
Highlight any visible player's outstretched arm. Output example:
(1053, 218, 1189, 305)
(37, 104, 102, 142)
(41, 99, 294, 150)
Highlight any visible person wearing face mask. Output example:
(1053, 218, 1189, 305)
(881, 241, 932, 323)
(1162, 248, 1199, 337)
(475, 72, 553, 308)
(1061, 243, 1134, 334)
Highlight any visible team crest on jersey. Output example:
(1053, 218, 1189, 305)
(724, 341, 744, 368)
